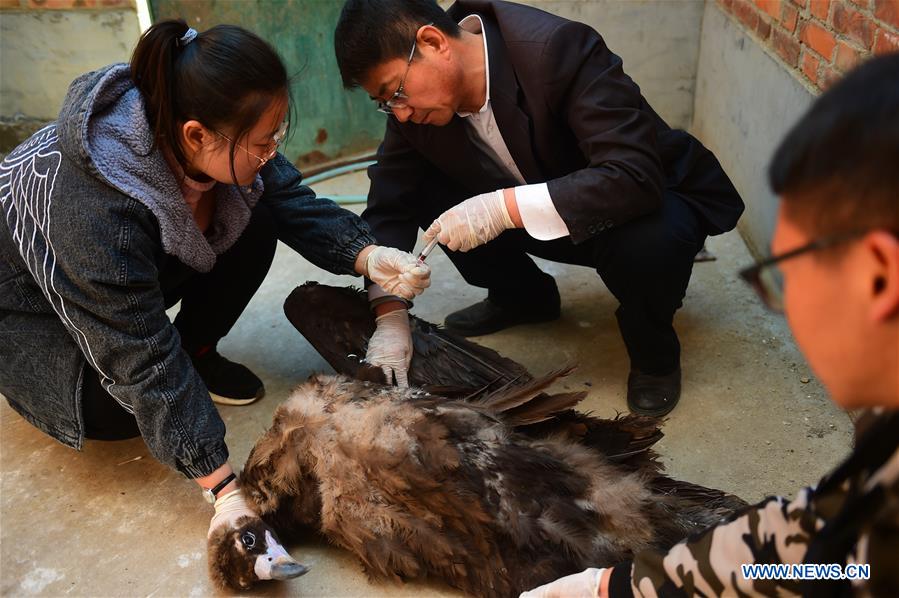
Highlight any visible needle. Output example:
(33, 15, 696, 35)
(416, 237, 439, 265)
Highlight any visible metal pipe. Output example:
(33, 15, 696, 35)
(303, 160, 377, 185)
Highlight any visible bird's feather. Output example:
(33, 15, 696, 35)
(231, 284, 753, 598)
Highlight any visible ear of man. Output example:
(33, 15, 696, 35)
(417, 23, 452, 59)
(864, 231, 899, 323)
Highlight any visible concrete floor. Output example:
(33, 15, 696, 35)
(0, 170, 853, 597)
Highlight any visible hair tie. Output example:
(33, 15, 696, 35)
(178, 27, 198, 47)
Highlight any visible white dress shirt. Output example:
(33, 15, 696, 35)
(456, 14, 570, 241)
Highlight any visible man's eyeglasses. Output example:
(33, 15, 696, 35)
(216, 119, 289, 167)
(376, 23, 433, 115)
(739, 230, 865, 312)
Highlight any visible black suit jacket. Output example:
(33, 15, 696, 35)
(363, 0, 744, 251)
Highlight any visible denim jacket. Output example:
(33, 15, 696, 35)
(0, 64, 375, 478)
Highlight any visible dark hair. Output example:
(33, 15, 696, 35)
(334, 0, 461, 89)
(768, 53, 899, 236)
(130, 19, 293, 184)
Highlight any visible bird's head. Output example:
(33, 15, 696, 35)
(207, 498, 310, 591)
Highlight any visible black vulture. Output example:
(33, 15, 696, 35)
(208, 283, 746, 596)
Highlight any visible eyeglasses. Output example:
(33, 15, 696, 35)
(376, 23, 432, 115)
(216, 119, 288, 167)
(739, 230, 865, 312)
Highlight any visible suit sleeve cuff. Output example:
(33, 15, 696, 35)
(514, 183, 570, 241)
(609, 562, 635, 598)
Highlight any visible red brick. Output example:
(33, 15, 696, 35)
(833, 2, 876, 48)
(801, 50, 822, 83)
(27, 0, 96, 7)
(757, 15, 773, 38)
(0, 0, 22, 8)
(756, 0, 782, 19)
(734, 0, 761, 29)
(874, 26, 899, 53)
(834, 40, 864, 71)
(819, 65, 844, 89)
(873, 0, 899, 29)
(800, 20, 838, 57)
(773, 26, 803, 64)
(791, 0, 808, 7)
(782, 3, 800, 31)
(99, 0, 130, 6)
(719, 0, 735, 11)
(809, 0, 832, 20)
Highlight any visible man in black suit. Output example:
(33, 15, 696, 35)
(334, 0, 744, 416)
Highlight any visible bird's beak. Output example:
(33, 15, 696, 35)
(254, 530, 310, 581)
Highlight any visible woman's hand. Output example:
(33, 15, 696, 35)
(365, 307, 412, 387)
(355, 245, 431, 300)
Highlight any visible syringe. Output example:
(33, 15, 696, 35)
(416, 237, 440, 265)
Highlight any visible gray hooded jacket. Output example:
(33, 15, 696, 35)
(0, 64, 375, 477)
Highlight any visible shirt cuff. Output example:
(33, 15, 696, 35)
(514, 183, 570, 241)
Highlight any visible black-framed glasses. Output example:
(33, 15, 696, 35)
(739, 230, 865, 312)
(216, 119, 289, 167)
(376, 23, 433, 115)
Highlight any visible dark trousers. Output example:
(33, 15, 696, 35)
(423, 191, 706, 375)
(82, 203, 278, 440)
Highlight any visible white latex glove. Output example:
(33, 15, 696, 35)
(422, 190, 514, 252)
(208, 488, 258, 538)
(365, 246, 431, 300)
(365, 309, 412, 387)
(519, 567, 606, 598)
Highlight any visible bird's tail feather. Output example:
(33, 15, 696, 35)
(472, 367, 587, 425)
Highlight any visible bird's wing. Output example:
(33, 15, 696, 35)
(644, 475, 750, 550)
(516, 411, 666, 472)
(283, 282, 532, 395)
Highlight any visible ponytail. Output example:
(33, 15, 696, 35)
(130, 19, 292, 177)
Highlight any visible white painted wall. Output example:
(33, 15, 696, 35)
(516, 0, 705, 129)
(691, 2, 815, 255)
(0, 9, 142, 121)
(437, 0, 704, 128)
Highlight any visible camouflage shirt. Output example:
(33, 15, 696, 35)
(609, 410, 899, 597)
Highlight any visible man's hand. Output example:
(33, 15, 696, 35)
(358, 246, 431, 300)
(519, 567, 607, 598)
(422, 190, 516, 252)
(365, 308, 413, 387)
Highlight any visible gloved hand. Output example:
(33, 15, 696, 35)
(422, 190, 514, 252)
(365, 308, 412, 387)
(365, 246, 431, 300)
(208, 488, 258, 538)
(519, 567, 606, 598)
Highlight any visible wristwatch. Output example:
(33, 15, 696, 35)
(202, 472, 237, 504)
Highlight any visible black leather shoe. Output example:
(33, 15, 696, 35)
(627, 367, 681, 416)
(444, 298, 560, 336)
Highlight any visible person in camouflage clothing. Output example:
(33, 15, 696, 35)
(521, 53, 899, 598)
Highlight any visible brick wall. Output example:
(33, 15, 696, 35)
(718, 0, 899, 90)
(0, 0, 133, 9)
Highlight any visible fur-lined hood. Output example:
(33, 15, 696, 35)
(55, 63, 263, 272)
